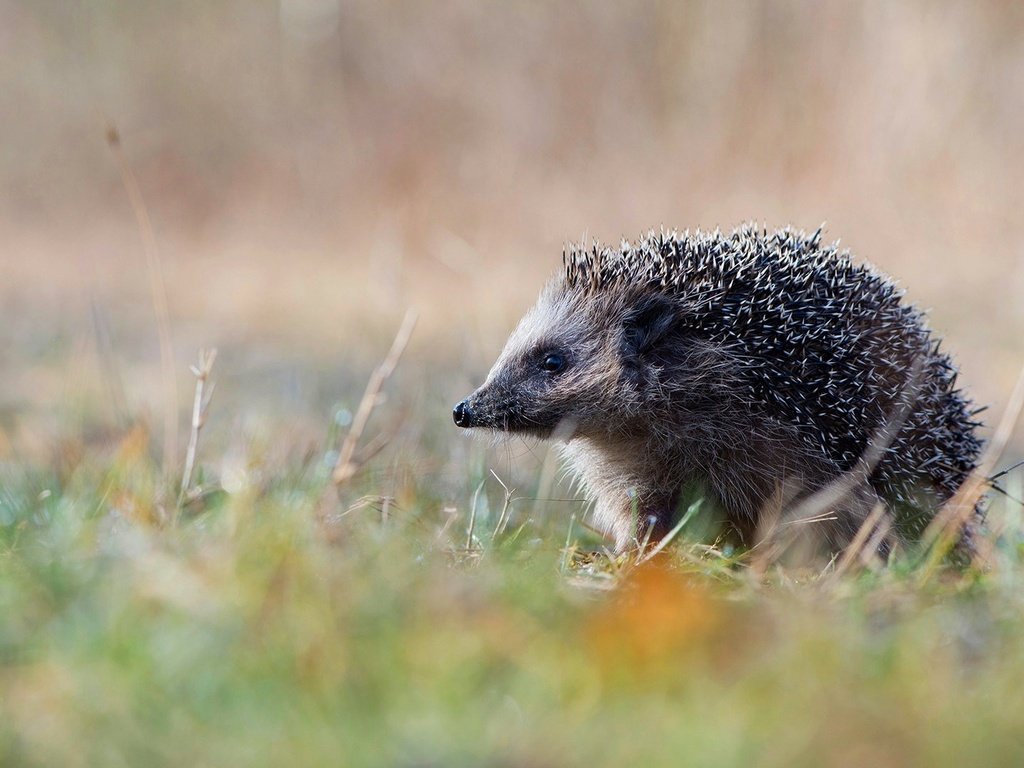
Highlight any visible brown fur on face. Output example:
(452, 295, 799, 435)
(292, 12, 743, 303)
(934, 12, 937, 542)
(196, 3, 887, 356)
(454, 226, 982, 554)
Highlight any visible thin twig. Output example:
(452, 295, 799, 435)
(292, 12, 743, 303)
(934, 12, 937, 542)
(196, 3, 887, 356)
(560, 512, 578, 573)
(89, 300, 130, 427)
(467, 479, 485, 551)
(489, 469, 516, 539)
(332, 309, 418, 485)
(780, 511, 840, 528)
(988, 458, 1024, 483)
(436, 506, 459, 544)
(634, 516, 658, 564)
(335, 495, 394, 518)
(106, 125, 178, 479)
(178, 348, 217, 508)
(639, 499, 702, 564)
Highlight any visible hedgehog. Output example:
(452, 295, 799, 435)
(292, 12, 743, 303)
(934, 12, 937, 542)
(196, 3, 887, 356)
(453, 225, 983, 554)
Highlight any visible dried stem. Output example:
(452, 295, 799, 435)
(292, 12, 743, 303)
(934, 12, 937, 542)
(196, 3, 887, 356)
(489, 469, 516, 539)
(332, 309, 418, 485)
(560, 513, 578, 573)
(832, 503, 887, 579)
(106, 125, 179, 479)
(178, 348, 217, 508)
(635, 516, 658, 564)
(467, 479, 485, 551)
(638, 499, 702, 565)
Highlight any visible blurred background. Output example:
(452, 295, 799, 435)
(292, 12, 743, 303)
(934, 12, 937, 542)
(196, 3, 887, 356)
(2, 1, 1023, 464)
(5, 6, 1024, 763)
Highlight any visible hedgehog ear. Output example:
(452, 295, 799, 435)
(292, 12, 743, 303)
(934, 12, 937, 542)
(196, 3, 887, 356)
(621, 295, 677, 358)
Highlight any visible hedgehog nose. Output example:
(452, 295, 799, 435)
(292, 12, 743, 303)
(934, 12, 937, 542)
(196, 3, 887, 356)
(453, 399, 473, 428)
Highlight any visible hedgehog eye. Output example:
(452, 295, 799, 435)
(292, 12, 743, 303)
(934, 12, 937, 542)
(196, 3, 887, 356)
(540, 353, 566, 374)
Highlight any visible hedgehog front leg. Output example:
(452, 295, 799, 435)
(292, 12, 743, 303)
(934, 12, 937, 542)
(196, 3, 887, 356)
(559, 439, 680, 551)
(592, 484, 677, 552)
(593, 493, 638, 552)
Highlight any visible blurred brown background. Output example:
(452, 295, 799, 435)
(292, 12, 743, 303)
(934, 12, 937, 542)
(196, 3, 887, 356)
(1, 1, 1022, 456)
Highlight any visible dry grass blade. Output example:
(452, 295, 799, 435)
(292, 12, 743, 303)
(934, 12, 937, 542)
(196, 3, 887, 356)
(332, 309, 418, 486)
(638, 499, 702, 564)
(862, 516, 892, 568)
(90, 300, 130, 428)
(106, 125, 179, 480)
(178, 348, 217, 509)
(467, 479, 485, 551)
(489, 469, 516, 539)
(560, 512, 578, 573)
(918, 362, 1024, 580)
(531, 419, 576, 522)
(634, 516, 657, 562)
(832, 503, 888, 579)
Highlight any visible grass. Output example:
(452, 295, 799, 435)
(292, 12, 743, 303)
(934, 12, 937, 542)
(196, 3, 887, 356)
(1, 359, 1024, 768)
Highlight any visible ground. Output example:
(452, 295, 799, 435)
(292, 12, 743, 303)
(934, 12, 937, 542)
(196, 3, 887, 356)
(1, 335, 1023, 766)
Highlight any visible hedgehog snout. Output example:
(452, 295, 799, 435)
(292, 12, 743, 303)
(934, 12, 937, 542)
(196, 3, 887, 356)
(453, 384, 514, 430)
(453, 399, 474, 428)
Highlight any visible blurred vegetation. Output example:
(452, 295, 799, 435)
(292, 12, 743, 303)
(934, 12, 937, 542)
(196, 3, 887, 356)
(1, 2, 1024, 765)
(1, 398, 1024, 767)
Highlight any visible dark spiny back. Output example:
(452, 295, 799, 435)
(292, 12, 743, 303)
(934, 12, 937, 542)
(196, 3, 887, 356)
(562, 225, 982, 529)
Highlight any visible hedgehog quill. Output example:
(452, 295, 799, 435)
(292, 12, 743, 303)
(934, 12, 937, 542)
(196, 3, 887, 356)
(453, 225, 982, 554)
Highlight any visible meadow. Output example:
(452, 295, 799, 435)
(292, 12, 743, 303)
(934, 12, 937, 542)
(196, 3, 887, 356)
(1, 296, 1023, 766)
(3, 2, 1024, 766)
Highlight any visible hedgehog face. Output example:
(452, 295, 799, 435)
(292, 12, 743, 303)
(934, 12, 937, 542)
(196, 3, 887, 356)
(453, 286, 622, 439)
